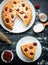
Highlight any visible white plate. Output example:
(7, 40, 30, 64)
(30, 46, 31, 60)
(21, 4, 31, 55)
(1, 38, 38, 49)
(16, 36, 42, 62)
(0, 0, 35, 33)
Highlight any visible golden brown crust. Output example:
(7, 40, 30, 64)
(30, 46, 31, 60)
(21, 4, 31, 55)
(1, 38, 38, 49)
(21, 43, 37, 60)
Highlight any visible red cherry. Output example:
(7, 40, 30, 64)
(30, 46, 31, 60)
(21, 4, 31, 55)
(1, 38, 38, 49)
(33, 42, 37, 46)
(20, 11, 24, 14)
(35, 4, 40, 9)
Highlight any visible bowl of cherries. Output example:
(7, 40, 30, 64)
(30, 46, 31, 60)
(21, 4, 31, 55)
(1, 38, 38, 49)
(1, 50, 14, 63)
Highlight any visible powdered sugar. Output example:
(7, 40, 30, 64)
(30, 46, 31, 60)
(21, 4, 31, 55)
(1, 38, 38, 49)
(33, 23, 44, 33)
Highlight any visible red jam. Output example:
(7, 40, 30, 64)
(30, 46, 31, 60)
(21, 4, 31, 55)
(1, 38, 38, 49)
(35, 4, 40, 9)
(3, 51, 12, 62)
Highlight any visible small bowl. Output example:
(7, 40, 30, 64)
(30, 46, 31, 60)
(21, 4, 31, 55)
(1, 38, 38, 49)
(33, 22, 44, 33)
(39, 13, 48, 22)
(1, 50, 14, 63)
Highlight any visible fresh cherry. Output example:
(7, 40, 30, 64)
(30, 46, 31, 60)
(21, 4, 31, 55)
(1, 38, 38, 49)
(3, 51, 12, 62)
(35, 3, 40, 9)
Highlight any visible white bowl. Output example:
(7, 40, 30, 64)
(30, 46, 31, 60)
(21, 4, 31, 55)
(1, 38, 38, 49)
(39, 13, 48, 22)
(1, 50, 14, 63)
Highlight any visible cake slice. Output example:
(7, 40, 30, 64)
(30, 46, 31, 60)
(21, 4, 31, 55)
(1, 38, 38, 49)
(21, 43, 37, 60)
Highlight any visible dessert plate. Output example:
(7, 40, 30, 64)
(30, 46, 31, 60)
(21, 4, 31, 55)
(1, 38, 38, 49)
(16, 36, 42, 62)
(0, 0, 35, 33)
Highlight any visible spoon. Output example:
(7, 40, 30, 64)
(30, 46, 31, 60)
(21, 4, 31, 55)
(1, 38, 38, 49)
(33, 22, 48, 33)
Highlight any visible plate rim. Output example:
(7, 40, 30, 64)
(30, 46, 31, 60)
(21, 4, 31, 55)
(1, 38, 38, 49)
(0, 0, 36, 33)
(16, 36, 42, 63)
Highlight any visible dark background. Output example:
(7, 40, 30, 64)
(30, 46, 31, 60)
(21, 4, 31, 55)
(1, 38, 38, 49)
(0, 0, 48, 65)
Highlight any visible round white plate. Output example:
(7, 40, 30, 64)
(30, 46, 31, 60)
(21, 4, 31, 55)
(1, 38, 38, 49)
(0, 0, 35, 33)
(16, 36, 42, 62)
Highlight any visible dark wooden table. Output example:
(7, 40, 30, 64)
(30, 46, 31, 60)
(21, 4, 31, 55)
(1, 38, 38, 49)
(0, 0, 48, 65)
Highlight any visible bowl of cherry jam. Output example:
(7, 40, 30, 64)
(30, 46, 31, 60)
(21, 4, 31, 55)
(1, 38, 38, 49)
(1, 50, 14, 63)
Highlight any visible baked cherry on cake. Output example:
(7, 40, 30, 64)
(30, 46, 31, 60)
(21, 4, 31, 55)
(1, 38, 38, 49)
(2, 0, 32, 30)
(21, 43, 37, 60)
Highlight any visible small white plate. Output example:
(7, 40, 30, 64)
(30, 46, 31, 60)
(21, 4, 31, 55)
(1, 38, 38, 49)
(0, 0, 35, 33)
(16, 36, 42, 62)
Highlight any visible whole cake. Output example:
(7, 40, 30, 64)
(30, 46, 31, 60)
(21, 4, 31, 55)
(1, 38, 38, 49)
(2, 0, 32, 30)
